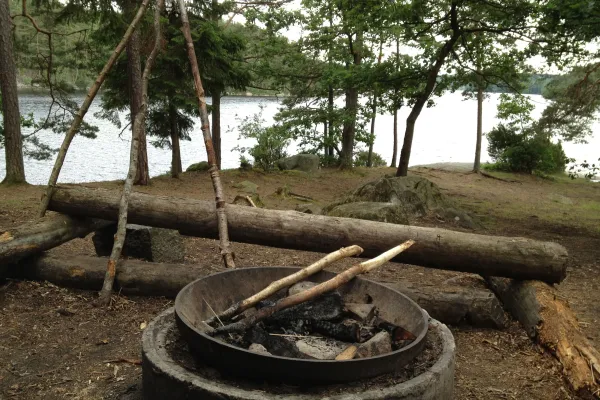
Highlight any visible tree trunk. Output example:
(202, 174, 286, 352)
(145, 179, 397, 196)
(327, 85, 334, 157)
(390, 107, 398, 168)
(323, 121, 328, 157)
(169, 104, 182, 178)
(340, 87, 358, 169)
(396, 4, 460, 177)
(212, 88, 222, 169)
(38, 0, 150, 216)
(0, 0, 26, 184)
(48, 186, 569, 283)
(0, 215, 110, 265)
(486, 278, 600, 397)
(473, 84, 483, 172)
(97, 0, 163, 305)
(179, 0, 235, 268)
(126, 4, 149, 186)
(367, 41, 383, 168)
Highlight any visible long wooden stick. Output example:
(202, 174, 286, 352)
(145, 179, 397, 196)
(210, 241, 414, 335)
(97, 0, 164, 305)
(38, 0, 151, 217)
(205, 245, 363, 325)
(178, 0, 235, 269)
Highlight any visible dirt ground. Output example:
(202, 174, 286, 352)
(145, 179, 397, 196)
(1, 166, 599, 399)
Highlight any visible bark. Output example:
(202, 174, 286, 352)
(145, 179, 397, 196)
(211, 241, 414, 335)
(0, 215, 110, 265)
(212, 88, 222, 169)
(327, 85, 334, 157)
(473, 84, 483, 173)
(205, 245, 363, 324)
(0, 0, 26, 184)
(340, 32, 362, 169)
(367, 41, 383, 168)
(396, 3, 460, 177)
(390, 107, 398, 168)
(384, 281, 507, 329)
(10, 254, 508, 329)
(38, 0, 150, 217)
(487, 278, 600, 397)
(47, 186, 569, 283)
(169, 104, 182, 178)
(97, 0, 163, 305)
(178, 0, 235, 268)
(126, 15, 149, 186)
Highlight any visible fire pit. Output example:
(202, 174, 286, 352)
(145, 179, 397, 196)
(173, 267, 429, 384)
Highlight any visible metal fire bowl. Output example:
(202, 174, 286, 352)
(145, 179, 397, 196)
(174, 267, 428, 384)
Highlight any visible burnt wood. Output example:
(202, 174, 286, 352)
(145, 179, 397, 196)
(47, 186, 568, 283)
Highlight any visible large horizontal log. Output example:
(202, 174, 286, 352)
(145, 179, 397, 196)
(11, 254, 506, 328)
(0, 214, 111, 265)
(487, 278, 600, 397)
(47, 186, 568, 283)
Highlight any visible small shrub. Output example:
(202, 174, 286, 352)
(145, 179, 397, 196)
(354, 151, 387, 167)
(234, 109, 292, 171)
(239, 155, 253, 171)
(486, 124, 567, 174)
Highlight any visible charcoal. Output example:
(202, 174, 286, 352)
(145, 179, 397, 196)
(267, 291, 343, 322)
(311, 319, 360, 342)
(244, 326, 313, 359)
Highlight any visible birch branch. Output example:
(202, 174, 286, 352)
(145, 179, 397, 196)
(210, 241, 415, 335)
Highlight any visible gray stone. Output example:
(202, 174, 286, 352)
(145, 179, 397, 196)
(356, 331, 392, 359)
(186, 161, 210, 172)
(276, 154, 319, 173)
(345, 303, 377, 323)
(248, 343, 271, 355)
(295, 338, 348, 360)
(142, 308, 456, 399)
(294, 204, 322, 215)
(327, 202, 409, 225)
(288, 281, 316, 296)
(233, 180, 258, 194)
(92, 224, 184, 263)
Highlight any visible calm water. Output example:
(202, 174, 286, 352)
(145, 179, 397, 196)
(1, 93, 597, 184)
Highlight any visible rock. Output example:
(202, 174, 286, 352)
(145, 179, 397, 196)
(295, 204, 322, 215)
(233, 194, 263, 207)
(276, 154, 319, 173)
(248, 343, 271, 355)
(324, 176, 477, 228)
(356, 331, 392, 359)
(92, 224, 185, 263)
(326, 202, 409, 225)
(288, 281, 316, 296)
(345, 303, 377, 323)
(295, 338, 348, 360)
(233, 180, 258, 194)
(186, 161, 209, 172)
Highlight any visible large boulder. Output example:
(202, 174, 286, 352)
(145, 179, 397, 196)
(233, 180, 258, 194)
(186, 161, 209, 172)
(277, 154, 319, 173)
(92, 224, 185, 263)
(327, 202, 409, 225)
(324, 176, 477, 229)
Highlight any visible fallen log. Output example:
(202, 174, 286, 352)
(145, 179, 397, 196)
(487, 278, 600, 397)
(385, 281, 508, 329)
(9, 254, 506, 329)
(47, 186, 569, 283)
(0, 215, 111, 265)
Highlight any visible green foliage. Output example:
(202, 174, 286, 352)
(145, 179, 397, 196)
(568, 158, 600, 180)
(239, 155, 252, 171)
(234, 108, 292, 171)
(354, 151, 386, 167)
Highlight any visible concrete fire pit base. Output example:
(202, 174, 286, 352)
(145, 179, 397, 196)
(142, 308, 456, 400)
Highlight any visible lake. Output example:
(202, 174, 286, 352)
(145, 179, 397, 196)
(1, 92, 597, 184)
